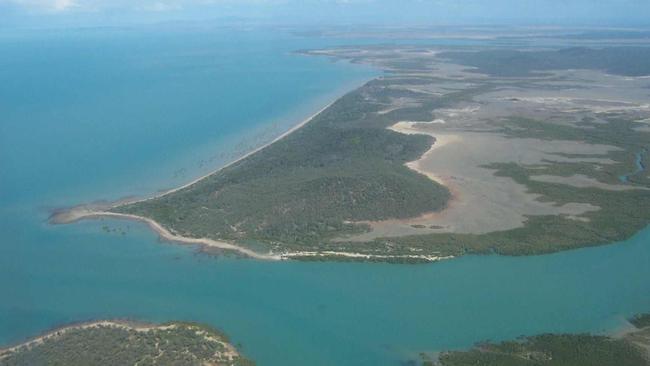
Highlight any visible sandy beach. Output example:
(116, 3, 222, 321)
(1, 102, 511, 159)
(49, 102, 340, 261)
(50, 92, 459, 262)
(51, 207, 450, 262)
(119, 101, 337, 207)
(51, 208, 282, 260)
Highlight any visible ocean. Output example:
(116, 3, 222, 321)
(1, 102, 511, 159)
(1, 26, 649, 365)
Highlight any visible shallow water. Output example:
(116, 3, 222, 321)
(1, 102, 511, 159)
(1, 26, 650, 366)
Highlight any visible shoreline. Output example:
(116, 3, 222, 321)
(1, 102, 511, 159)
(114, 100, 338, 208)
(53, 210, 283, 260)
(51, 208, 452, 262)
(50, 96, 345, 261)
(51, 78, 453, 263)
(49, 94, 349, 261)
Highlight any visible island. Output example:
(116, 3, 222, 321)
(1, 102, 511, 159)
(53, 45, 650, 263)
(423, 313, 650, 365)
(0, 321, 253, 366)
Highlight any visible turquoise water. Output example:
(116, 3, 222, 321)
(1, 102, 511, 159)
(0, 26, 375, 206)
(1, 27, 650, 365)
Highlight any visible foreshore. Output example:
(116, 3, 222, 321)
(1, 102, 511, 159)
(388, 121, 461, 186)
(51, 207, 452, 262)
(50, 83, 452, 263)
(114, 101, 338, 208)
(50, 98, 338, 261)
(51, 209, 283, 260)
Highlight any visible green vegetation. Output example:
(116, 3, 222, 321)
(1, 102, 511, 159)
(440, 47, 650, 77)
(431, 334, 649, 366)
(0, 322, 253, 366)
(354, 116, 650, 259)
(108, 46, 650, 262)
(426, 316, 650, 366)
(113, 80, 452, 250)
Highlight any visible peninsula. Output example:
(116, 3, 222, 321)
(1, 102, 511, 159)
(54, 46, 650, 262)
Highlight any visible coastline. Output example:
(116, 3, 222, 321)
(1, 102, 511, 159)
(114, 101, 337, 208)
(51, 80, 461, 263)
(53, 210, 283, 260)
(50, 77, 454, 263)
(50, 96, 347, 261)
(51, 209, 453, 262)
(49, 96, 345, 261)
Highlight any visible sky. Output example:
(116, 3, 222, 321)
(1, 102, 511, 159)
(1, 0, 650, 28)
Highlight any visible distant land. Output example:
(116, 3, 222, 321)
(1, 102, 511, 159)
(53, 45, 650, 263)
(0, 321, 253, 366)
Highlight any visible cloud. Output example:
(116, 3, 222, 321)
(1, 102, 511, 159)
(5, 0, 77, 11)
(54, 0, 74, 10)
(0, 0, 224, 13)
(136, 1, 182, 12)
(1, 0, 376, 13)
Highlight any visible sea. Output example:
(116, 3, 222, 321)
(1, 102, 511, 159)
(1, 25, 649, 365)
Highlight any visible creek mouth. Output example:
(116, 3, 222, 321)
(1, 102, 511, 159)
(619, 148, 647, 182)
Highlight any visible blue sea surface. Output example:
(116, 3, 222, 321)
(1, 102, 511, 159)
(1, 26, 650, 366)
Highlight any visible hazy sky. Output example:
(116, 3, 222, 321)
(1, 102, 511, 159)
(2, 0, 650, 28)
